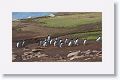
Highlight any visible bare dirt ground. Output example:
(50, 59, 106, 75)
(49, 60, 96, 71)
(12, 40, 102, 62)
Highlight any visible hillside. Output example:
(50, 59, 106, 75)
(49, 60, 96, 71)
(12, 12, 102, 41)
(12, 12, 102, 62)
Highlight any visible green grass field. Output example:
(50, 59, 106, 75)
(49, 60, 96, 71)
(34, 12, 102, 28)
(70, 31, 102, 40)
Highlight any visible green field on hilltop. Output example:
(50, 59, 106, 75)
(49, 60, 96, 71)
(34, 12, 102, 28)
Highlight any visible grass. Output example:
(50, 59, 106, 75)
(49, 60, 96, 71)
(34, 12, 102, 28)
(67, 31, 102, 40)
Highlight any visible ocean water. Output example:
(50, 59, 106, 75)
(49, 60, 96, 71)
(12, 12, 53, 20)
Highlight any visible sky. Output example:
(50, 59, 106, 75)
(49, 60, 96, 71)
(12, 12, 54, 20)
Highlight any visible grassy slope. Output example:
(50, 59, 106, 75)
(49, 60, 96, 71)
(34, 12, 102, 40)
(13, 12, 102, 40)
(35, 12, 102, 28)
(70, 31, 101, 40)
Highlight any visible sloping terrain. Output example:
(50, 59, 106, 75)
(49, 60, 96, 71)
(12, 12, 102, 62)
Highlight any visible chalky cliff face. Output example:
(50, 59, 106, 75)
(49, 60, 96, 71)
(12, 12, 102, 62)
